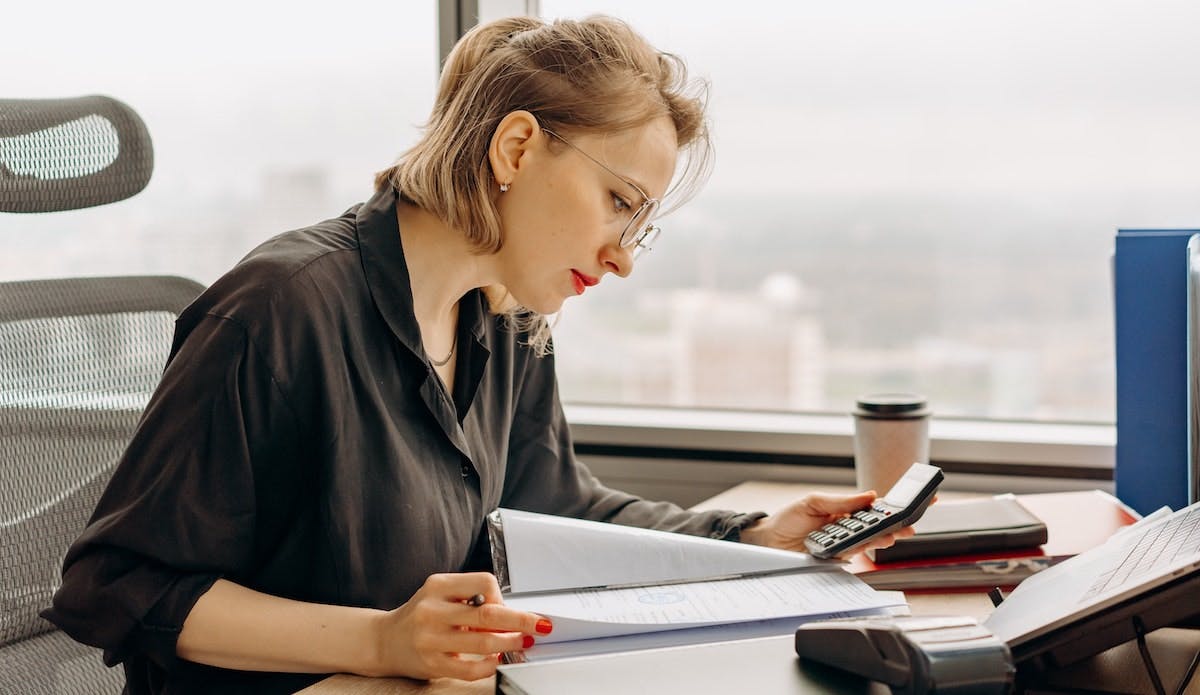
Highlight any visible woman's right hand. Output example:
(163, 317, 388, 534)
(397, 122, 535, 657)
(370, 572, 552, 681)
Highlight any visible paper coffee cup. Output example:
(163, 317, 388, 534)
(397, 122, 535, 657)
(853, 394, 931, 494)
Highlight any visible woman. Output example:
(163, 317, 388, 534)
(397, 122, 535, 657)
(45, 15, 909, 693)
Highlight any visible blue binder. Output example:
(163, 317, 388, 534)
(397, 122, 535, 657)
(1113, 228, 1199, 515)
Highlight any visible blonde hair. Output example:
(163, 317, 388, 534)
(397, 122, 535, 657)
(375, 15, 712, 352)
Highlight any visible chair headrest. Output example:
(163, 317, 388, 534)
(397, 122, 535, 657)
(0, 95, 154, 213)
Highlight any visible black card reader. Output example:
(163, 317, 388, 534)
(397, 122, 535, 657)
(795, 615, 1014, 694)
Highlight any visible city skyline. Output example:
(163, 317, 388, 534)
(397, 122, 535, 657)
(1, 161, 1120, 421)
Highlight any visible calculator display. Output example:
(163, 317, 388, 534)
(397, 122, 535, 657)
(883, 475, 925, 507)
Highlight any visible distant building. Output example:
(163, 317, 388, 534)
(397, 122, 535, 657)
(663, 276, 826, 410)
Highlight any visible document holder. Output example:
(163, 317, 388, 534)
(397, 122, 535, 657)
(1008, 572, 1200, 695)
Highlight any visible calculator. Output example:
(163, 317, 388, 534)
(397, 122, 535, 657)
(804, 462, 943, 559)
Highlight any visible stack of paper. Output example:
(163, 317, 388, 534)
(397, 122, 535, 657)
(847, 491, 1138, 591)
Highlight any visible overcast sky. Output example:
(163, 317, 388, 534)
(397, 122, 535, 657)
(543, 0, 1200, 197)
(4, 0, 1199, 203)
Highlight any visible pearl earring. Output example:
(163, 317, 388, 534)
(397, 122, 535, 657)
(499, 182, 510, 193)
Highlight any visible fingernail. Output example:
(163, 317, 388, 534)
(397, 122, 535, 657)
(522, 635, 535, 649)
(535, 618, 553, 635)
(497, 654, 504, 664)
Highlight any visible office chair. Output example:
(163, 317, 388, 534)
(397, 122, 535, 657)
(1, 96, 203, 693)
(0, 95, 153, 213)
(0, 276, 204, 693)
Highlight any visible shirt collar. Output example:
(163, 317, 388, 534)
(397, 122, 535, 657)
(355, 187, 487, 357)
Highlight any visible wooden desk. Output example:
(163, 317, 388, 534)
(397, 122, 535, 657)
(701, 482, 1200, 695)
(301, 597, 996, 695)
(300, 481, 991, 694)
(303, 481, 1200, 694)
(300, 675, 491, 695)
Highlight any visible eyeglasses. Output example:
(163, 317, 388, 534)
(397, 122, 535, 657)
(542, 128, 661, 258)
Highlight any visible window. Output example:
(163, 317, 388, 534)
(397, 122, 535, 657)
(0, 1, 437, 286)
(540, 0, 1200, 423)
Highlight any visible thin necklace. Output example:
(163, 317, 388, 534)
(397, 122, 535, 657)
(429, 331, 457, 367)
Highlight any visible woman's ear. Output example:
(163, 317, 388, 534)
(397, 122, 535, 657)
(488, 110, 540, 189)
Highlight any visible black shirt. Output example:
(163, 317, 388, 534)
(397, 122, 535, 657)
(43, 187, 764, 694)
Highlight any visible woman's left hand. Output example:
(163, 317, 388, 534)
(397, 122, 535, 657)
(737, 491, 917, 558)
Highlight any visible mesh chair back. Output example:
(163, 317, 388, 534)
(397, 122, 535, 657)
(0, 275, 203, 693)
(0, 96, 153, 213)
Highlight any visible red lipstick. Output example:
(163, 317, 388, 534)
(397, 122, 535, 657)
(571, 270, 599, 295)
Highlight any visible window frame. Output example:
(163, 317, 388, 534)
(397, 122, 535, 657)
(566, 405, 1114, 491)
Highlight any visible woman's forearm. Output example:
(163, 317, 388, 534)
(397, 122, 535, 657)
(177, 578, 387, 676)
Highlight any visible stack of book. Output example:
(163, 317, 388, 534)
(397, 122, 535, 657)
(847, 490, 1139, 590)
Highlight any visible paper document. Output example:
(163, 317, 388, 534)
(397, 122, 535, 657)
(524, 605, 909, 662)
(505, 568, 904, 644)
(496, 508, 823, 594)
(985, 507, 1172, 645)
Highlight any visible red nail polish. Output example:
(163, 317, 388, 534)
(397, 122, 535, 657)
(535, 618, 553, 635)
(522, 635, 535, 649)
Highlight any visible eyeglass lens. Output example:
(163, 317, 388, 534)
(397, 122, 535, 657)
(622, 200, 660, 249)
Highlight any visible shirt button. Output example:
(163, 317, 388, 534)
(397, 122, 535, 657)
(461, 463, 472, 478)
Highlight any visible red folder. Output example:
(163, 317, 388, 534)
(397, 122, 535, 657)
(847, 490, 1139, 591)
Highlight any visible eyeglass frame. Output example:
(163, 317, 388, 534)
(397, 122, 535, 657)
(541, 127, 662, 257)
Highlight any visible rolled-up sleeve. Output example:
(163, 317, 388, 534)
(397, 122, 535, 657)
(500, 344, 767, 540)
(42, 312, 305, 672)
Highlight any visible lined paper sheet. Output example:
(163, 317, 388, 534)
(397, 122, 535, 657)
(505, 570, 905, 643)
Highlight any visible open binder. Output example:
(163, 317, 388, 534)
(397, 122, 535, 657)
(485, 508, 904, 661)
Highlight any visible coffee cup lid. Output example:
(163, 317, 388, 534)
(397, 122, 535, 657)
(854, 394, 930, 419)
